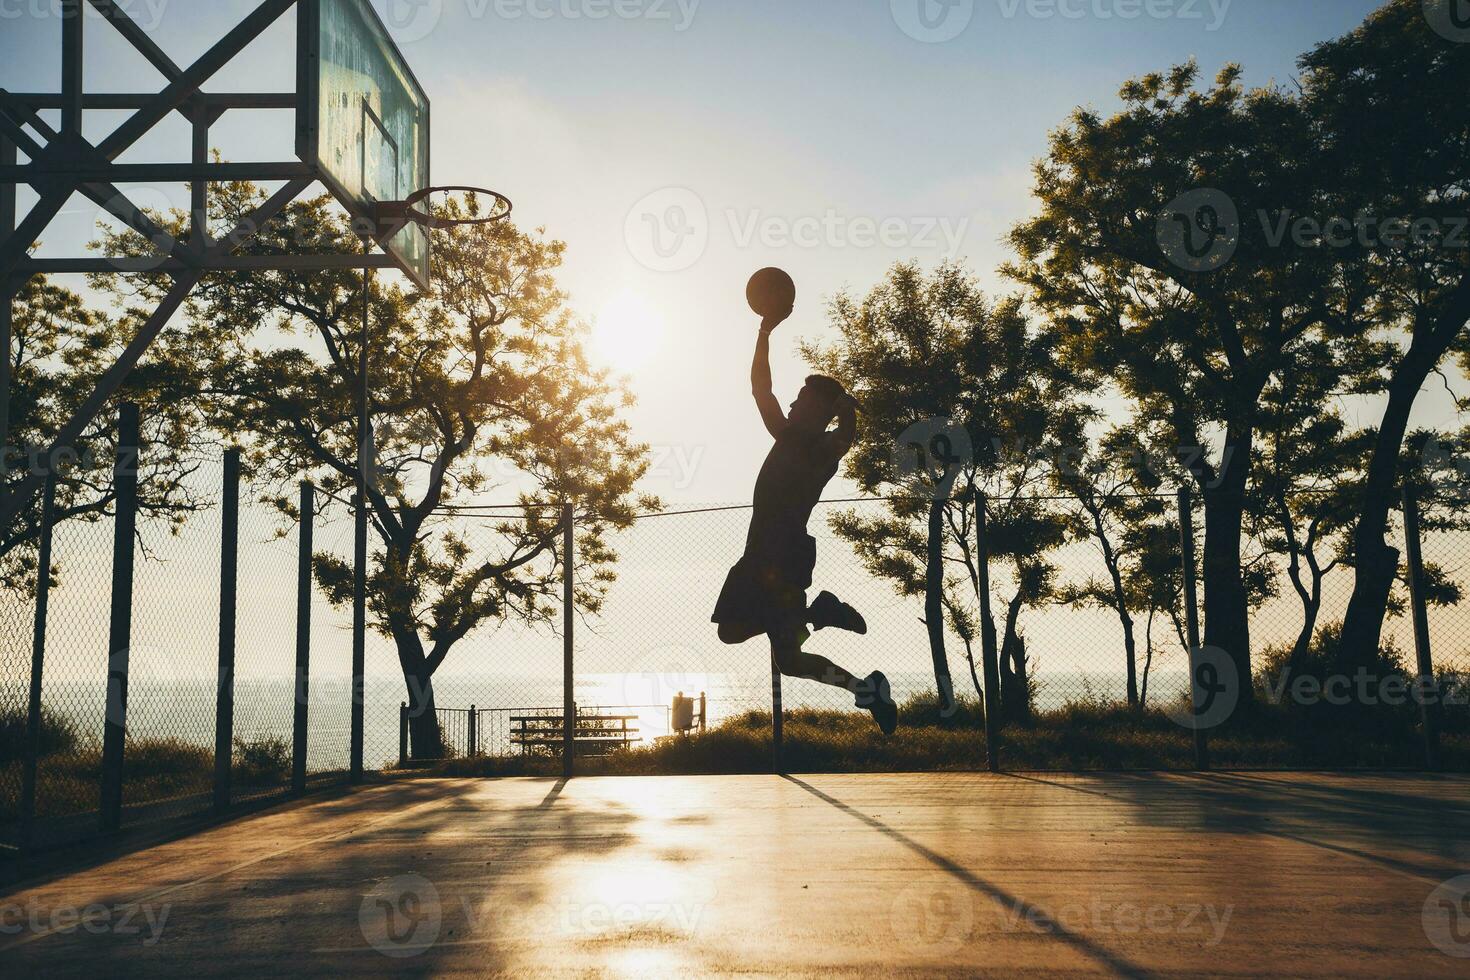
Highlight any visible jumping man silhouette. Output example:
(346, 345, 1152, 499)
(711, 299, 899, 734)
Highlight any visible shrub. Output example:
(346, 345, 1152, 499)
(232, 736, 291, 785)
(1252, 623, 1419, 736)
(0, 704, 79, 766)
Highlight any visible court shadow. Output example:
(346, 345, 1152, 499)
(1028, 770, 1470, 884)
(1, 777, 649, 977)
(780, 775, 1151, 979)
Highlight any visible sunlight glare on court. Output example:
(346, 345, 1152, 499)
(591, 290, 665, 373)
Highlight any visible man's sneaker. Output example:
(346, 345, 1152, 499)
(856, 671, 898, 735)
(809, 591, 868, 634)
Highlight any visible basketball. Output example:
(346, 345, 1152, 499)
(746, 267, 797, 318)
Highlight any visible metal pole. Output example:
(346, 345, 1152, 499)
(976, 492, 1002, 772)
(1, 133, 15, 475)
(398, 703, 408, 768)
(100, 402, 139, 833)
(563, 502, 575, 778)
(190, 101, 209, 257)
(770, 653, 783, 774)
(61, 0, 84, 137)
(20, 474, 56, 847)
(213, 448, 240, 813)
(350, 252, 370, 784)
(1401, 483, 1441, 771)
(1177, 488, 1210, 771)
(292, 481, 313, 794)
(468, 705, 477, 758)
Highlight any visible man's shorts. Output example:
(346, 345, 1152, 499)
(711, 534, 817, 630)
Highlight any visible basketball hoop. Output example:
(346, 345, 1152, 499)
(374, 185, 513, 237)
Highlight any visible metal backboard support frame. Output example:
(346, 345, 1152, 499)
(0, 0, 441, 796)
(0, 0, 427, 531)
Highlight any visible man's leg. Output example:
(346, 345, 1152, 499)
(769, 621, 859, 692)
(718, 620, 765, 645)
(770, 619, 899, 734)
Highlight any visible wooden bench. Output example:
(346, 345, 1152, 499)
(510, 712, 641, 756)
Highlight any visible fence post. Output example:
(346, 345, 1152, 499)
(350, 483, 366, 783)
(292, 481, 313, 794)
(770, 653, 784, 774)
(213, 449, 240, 813)
(1177, 488, 1211, 771)
(563, 501, 575, 778)
(468, 705, 478, 757)
(976, 492, 1002, 772)
(398, 702, 408, 767)
(100, 402, 140, 833)
(20, 474, 57, 847)
(1401, 482, 1441, 771)
(1, 134, 15, 466)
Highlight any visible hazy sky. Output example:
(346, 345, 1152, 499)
(11, 0, 1470, 718)
(1, 0, 1406, 507)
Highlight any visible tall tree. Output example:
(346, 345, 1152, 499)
(1297, 0, 1470, 671)
(1006, 61, 1368, 709)
(1246, 338, 1369, 677)
(101, 186, 651, 755)
(3, 271, 210, 593)
(1050, 421, 1173, 709)
(1124, 516, 1189, 710)
(803, 261, 1074, 723)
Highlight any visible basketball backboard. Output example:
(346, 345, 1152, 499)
(297, 0, 431, 289)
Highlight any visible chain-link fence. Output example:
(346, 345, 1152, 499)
(0, 456, 354, 852)
(5, 459, 1468, 853)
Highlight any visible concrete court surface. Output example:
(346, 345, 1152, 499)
(2, 772, 1469, 977)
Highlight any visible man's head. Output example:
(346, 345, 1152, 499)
(788, 375, 848, 433)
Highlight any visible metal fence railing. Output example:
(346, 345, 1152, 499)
(4, 413, 1468, 855)
(402, 704, 675, 763)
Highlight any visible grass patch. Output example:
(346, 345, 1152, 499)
(408, 690, 1468, 777)
(0, 737, 214, 824)
(0, 702, 295, 824)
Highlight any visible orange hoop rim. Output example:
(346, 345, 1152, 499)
(397, 185, 512, 229)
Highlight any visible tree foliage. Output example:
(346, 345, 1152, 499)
(97, 184, 652, 754)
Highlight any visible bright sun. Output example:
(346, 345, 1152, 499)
(591, 290, 665, 372)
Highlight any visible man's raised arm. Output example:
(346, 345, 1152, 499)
(752, 317, 787, 438)
(822, 394, 858, 462)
